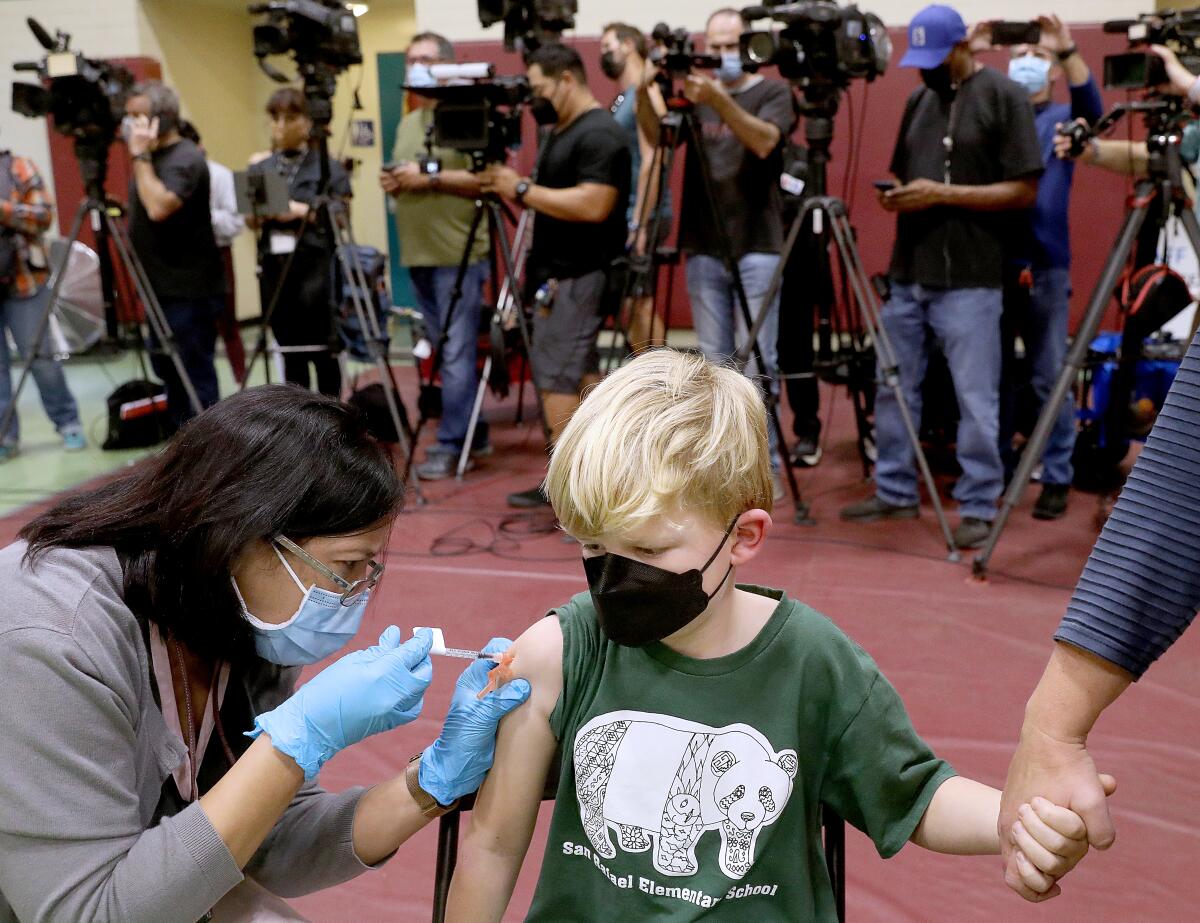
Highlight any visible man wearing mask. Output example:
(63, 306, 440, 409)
(678, 7, 798, 499)
(125, 81, 226, 428)
(480, 43, 630, 509)
(381, 32, 491, 480)
(981, 15, 1101, 520)
(840, 4, 1043, 549)
(600, 22, 669, 351)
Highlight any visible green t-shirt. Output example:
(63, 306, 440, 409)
(525, 587, 956, 922)
(390, 107, 489, 268)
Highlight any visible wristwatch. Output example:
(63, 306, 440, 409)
(132, 152, 153, 164)
(514, 179, 531, 205)
(406, 754, 458, 819)
(1056, 45, 1078, 63)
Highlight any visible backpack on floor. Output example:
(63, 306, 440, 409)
(101, 379, 173, 450)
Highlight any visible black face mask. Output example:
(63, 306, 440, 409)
(583, 519, 739, 647)
(530, 93, 559, 126)
(600, 50, 624, 80)
(920, 63, 955, 98)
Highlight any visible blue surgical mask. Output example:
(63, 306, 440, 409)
(234, 545, 369, 666)
(716, 51, 744, 85)
(1008, 55, 1051, 96)
(407, 63, 436, 89)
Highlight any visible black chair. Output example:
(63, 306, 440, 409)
(430, 777, 846, 922)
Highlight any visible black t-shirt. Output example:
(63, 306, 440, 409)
(128, 139, 225, 299)
(528, 108, 631, 285)
(248, 147, 352, 252)
(679, 78, 798, 259)
(889, 67, 1044, 290)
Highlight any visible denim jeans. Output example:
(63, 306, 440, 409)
(875, 283, 1003, 521)
(409, 262, 487, 453)
(147, 294, 223, 428)
(0, 285, 81, 445)
(1026, 268, 1076, 486)
(686, 253, 781, 464)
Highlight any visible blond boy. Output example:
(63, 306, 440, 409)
(448, 350, 1105, 921)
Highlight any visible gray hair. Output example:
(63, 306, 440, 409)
(131, 80, 181, 123)
(409, 31, 455, 63)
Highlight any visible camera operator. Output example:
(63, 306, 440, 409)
(678, 7, 799, 498)
(178, 120, 248, 385)
(977, 15, 1103, 521)
(480, 43, 630, 510)
(248, 87, 350, 398)
(839, 4, 1044, 549)
(380, 33, 491, 480)
(0, 146, 86, 461)
(124, 81, 226, 428)
(599, 22, 669, 350)
(1057, 45, 1200, 175)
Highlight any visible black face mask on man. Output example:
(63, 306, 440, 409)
(583, 518, 739, 647)
(530, 91, 559, 126)
(920, 63, 955, 97)
(600, 50, 625, 80)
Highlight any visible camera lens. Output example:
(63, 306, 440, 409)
(745, 31, 778, 66)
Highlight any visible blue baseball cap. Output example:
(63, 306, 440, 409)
(899, 5, 967, 69)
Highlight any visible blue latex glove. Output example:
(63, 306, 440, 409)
(419, 637, 532, 805)
(250, 626, 434, 780)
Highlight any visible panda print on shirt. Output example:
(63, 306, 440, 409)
(572, 711, 799, 880)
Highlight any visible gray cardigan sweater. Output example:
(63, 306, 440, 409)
(0, 542, 372, 922)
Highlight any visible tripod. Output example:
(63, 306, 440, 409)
(0, 138, 202, 443)
(730, 84, 960, 556)
(239, 65, 422, 500)
(973, 100, 1200, 578)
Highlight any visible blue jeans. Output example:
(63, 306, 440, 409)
(409, 262, 487, 453)
(686, 253, 781, 464)
(147, 294, 222, 428)
(875, 283, 1003, 521)
(0, 286, 81, 445)
(1027, 268, 1076, 486)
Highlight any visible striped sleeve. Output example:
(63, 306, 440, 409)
(1055, 331, 1200, 678)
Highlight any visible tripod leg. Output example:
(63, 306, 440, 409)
(972, 192, 1154, 577)
(0, 202, 89, 443)
(106, 214, 205, 417)
(827, 206, 959, 558)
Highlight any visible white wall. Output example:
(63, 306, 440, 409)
(413, 0, 1148, 42)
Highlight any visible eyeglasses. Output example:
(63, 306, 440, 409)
(273, 535, 385, 606)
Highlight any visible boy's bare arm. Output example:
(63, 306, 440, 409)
(446, 616, 564, 923)
(910, 777, 1002, 855)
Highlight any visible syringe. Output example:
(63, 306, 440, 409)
(414, 627, 499, 661)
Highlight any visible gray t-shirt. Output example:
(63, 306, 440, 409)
(679, 77, 797, 259)
(0, 541, 373, 923)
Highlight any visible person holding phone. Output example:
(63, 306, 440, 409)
(840, 4, 1044, 549)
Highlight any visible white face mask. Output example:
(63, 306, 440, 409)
(233, 545, 369, 666)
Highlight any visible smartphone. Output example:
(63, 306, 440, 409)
(991, 21, 1041, 46)
(873, 180, 897, 192)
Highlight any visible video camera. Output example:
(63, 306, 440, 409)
(648, 24, 722, 77)
(406, 65, 531, 168)
(11, 18, 134, 149)
(249, 1, 362, 79)
(740, 2, 890, 87)
(477, 0, 577, 56)
(1103, 9, 1200, 89)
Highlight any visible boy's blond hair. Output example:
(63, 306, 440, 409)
(546, 349, 772, 538)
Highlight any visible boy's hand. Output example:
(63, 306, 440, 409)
(1007, 793, 1109, 900)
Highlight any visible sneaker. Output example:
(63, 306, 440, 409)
(416, 452, 474, 481)
(470, 442, 494, 459)
(507, 485, 551, 509)
(840, 495, 919, 522)
(953, 517, 992, 550)
(1033, 483, 1069, 521)
(61, 425, 87, 452)
(0, 443, 17, 463)
(789, 437, 822, 468)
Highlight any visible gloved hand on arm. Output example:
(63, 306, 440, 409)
(249, 626, 434, 780)
(419, 637, 532, 805)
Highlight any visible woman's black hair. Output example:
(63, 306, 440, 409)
(20, 385, 403, 663)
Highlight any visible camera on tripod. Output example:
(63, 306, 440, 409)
(407, 65, 531, 169)
(1102, 9, 1200, 89)
(11, 18, 134, 148)
(648, 24, 722, 77)
(477, 0, 576, 55)
(739, 2, 891, 87)
(249, 1, 362, 79)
